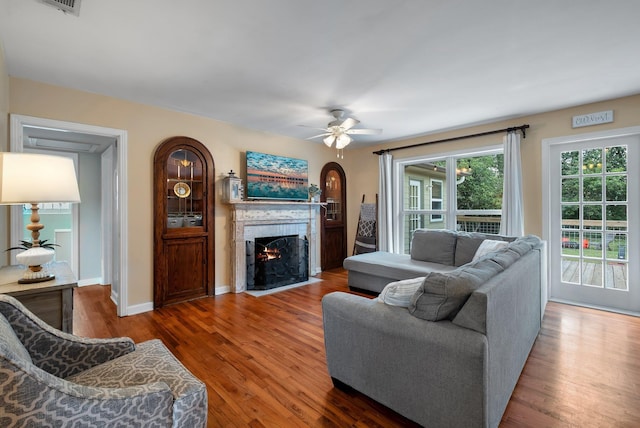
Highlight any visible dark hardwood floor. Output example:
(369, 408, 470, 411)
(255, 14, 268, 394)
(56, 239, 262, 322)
(73, 269, 640, 427)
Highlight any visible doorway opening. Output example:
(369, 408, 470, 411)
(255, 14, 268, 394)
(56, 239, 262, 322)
(9, 114, 130, 316)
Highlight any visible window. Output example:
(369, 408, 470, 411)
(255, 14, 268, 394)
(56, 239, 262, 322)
(430, 179, 443, 222)
(396, 147, 504, 253)
(408, 179, 422, 237)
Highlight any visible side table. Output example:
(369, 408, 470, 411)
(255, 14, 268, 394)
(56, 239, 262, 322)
(0, 262, 77, 333)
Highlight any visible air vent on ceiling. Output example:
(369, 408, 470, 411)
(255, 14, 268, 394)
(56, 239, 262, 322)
(39, 0, 81, 16)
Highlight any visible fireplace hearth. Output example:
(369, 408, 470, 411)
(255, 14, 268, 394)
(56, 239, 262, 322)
(246, 235, 309, 290)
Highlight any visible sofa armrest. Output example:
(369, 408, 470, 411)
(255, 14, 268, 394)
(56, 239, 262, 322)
(322, 292, 489, 427)
(0, 295, 135, 378)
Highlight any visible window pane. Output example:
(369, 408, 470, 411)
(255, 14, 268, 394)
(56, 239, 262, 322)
(582, 148, 602, 174)
(456, 215, 501, 234)
(562, 257, 579, 283)
(562, 204, 579, 224)
(582, 259, 603, 287)
(561, 150, 579, 176)
(584, 231, 602, 257)
(607, 233, 627, 261)
(456, 154, 503, 210)
(404, 163, 445, 209)
(562, 178, 579, 202)
(606, 146, 626, 173)
(583, 177, 602, 202)
(606, 205, 627, 231)
(606, 176, 626, 202)
(583, 205, 602, 230)
(606, 261, 627, 290)
(431, 180, 442, 199)
(562, 230, 580, 254)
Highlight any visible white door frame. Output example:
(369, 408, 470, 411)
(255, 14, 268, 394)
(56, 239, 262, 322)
(542, 125, 640, 315)
(9, 114, 130, 316)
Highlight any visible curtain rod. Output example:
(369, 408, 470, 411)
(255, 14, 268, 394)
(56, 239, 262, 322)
(372, 124, 530, 155)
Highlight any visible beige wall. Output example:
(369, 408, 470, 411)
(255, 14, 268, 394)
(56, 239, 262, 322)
(0, 42, 9, 266)
(8, 77, 342, 306)
(343, 94, 640, 242)
(7, 74, 640, 310)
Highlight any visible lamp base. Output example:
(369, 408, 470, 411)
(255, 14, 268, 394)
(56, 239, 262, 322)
(18, 274, 56, 284)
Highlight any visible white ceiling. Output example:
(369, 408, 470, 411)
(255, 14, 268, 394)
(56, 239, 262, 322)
(1, 0, 640, 149)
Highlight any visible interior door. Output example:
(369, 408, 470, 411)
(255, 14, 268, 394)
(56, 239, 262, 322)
(321, 162, 347, 270)
(547, 132, 640, 313)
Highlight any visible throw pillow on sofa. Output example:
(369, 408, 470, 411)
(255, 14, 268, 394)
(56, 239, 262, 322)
(471, 239, 509, 262)
(454, 232, 515, 266)
(377, 277, 426, 307)
(409, 257, 504, 321)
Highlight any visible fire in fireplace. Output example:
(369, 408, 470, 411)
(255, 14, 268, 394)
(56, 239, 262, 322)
(246, 235, 308, 290)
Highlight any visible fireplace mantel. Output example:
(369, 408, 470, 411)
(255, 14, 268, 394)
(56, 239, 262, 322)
(229, 201, 323, 293)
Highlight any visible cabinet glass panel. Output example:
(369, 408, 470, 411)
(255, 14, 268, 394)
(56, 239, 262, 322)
(167, 149, 203, 228)
(325, 170, 342, 221)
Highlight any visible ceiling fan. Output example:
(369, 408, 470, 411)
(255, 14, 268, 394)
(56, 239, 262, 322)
(304, 109, 382, 150)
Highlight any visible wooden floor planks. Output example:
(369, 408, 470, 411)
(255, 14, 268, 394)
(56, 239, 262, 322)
(73, 269, 640, 427)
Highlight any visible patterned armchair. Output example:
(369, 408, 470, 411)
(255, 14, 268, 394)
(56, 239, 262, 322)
(0, 294, 207, 427)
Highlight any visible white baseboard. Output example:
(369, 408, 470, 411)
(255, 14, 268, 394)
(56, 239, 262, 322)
(127, 301, 154, 316)
(77, 277, 103, 287)
(215, 285, 231, 295)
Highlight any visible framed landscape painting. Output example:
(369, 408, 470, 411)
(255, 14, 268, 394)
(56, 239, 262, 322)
(245, 151, 309, 201)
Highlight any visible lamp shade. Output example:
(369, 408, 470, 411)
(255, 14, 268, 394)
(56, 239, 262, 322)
(0, 153, 81, 204)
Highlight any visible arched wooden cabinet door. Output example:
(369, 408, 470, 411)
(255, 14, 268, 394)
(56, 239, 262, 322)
(153, 136, 215, 308)
(320, 162, 347, 270)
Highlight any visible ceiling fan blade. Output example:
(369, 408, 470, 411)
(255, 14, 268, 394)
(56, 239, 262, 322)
(306, 133, 331, 140)
(346, 128, 383, 135)
(298, 125, 330, 131)
(340, 117, 359, 131)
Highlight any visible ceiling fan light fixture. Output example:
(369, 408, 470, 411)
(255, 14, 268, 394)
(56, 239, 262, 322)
(323, 135, 335, 147)
(336, 133, 352, 149)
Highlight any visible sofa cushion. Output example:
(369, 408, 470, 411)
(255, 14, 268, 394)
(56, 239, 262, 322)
(454, 232, 489, 266)
(377, 277, 425, 307)
(344, 251, 457, 281)
(0, 313, 32, 364)
(472, 239, 509, 262)
(410, 229, 457, 266)
(409, 257, 504, 321)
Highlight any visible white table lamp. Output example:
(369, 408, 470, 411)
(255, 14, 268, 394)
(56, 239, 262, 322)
(0, 152, 81, 283)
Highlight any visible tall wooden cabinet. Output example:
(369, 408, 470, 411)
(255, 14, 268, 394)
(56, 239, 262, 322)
(153, 136, 215, 308)
(320, 162, 347, 270)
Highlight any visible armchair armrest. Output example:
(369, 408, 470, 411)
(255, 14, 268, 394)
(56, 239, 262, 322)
(0, 295, 134, 378)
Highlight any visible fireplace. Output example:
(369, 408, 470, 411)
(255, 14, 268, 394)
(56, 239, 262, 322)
(246, 235, 308, 290)
(228, 201, 322, 293)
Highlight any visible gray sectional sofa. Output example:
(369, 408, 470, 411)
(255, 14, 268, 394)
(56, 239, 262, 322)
(323, 230, 543, 428)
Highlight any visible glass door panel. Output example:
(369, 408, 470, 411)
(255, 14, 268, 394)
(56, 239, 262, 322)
(550, 134, 638, 313)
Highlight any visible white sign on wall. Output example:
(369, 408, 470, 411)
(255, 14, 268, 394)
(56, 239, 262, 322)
(572, 110, 614, 128)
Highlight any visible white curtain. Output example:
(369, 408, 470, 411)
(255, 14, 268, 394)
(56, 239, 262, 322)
(378, 152, 394, 251)
(500, 131, 524, 236)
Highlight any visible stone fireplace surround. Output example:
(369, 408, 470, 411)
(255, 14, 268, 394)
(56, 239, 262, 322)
(230, 201, 322, 293)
